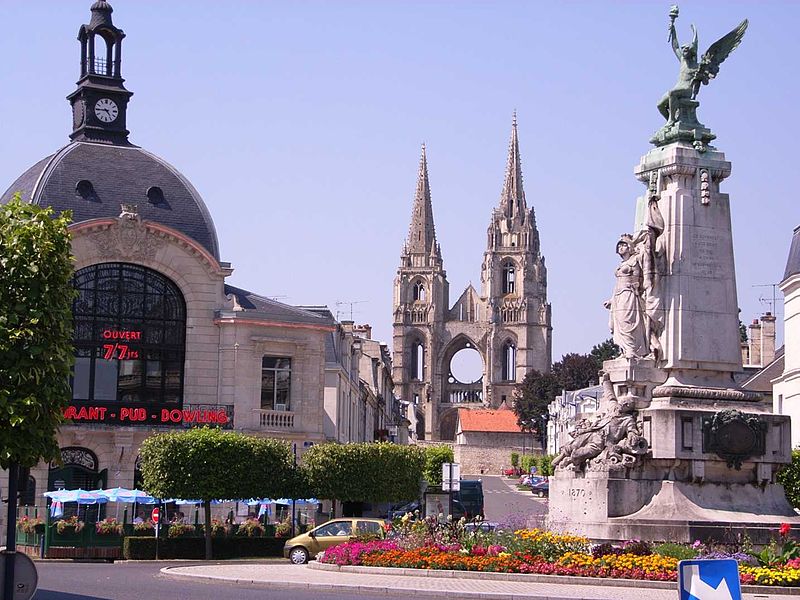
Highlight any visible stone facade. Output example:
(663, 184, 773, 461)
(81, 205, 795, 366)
(393, 120, 551, 442)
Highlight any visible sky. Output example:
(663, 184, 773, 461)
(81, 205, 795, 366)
(0, 0, 797, 360)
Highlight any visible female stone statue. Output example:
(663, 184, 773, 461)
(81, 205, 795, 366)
(605, 235, 650, 359)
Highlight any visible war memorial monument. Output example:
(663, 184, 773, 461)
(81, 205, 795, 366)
(549, 7, 799, 544)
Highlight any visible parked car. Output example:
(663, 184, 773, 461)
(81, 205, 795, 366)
(530, 479, 549, 498)
(388, 500, 421, 520)
(283, 517, 386, 564)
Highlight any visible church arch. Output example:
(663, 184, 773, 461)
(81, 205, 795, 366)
(408, 332, 426, 380)
(440, 335, 484, 411)
(412, 279, 427, 302)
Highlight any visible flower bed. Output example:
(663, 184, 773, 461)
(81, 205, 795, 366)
(317, 518, 800, 588)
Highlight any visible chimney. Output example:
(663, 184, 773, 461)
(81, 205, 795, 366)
(353, 323, 372, 340)
(748, 319, 762, 366)
(760, 312, 777, 365)
(340, 320, 354, 334)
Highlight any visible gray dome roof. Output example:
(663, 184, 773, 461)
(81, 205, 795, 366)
(785, 225, 800, 281)
(1, 142, 220, 260)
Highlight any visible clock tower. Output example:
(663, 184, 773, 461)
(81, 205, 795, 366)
(67, 1, 133, 145)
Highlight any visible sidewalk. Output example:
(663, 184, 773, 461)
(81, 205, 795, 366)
(161, 562, 794, 599)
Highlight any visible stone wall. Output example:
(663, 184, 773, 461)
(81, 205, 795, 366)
(454, 431, 535, 475)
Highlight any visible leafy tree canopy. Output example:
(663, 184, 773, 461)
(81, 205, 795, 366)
(0, 196, 75, 469)
(423, 445, 454, 486)
(589, 338, 621, 369)
(139, 427, 295, 501)
(302, 442, 425, 503)
(778, 449, 800, 509)
(513, 369, 561, 441)
(553, 353, 599, 392)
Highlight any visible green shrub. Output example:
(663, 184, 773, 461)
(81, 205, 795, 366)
(167, 523, 197, 538)
(510, 452, 519, 468)
(653, 542, 699, 561)
(520, 454, 534, 474)
(423, 445, 454, 487)
(778, 449, 800, 509)
(123, 536, 284, 560)
(236, 518, 264, 537)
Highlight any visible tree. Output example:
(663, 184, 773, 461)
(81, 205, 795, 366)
(0, 196, 74, 599)
(553, 353, 599, 391)
(739, 320, 748, 344)
(778, 449, 800, 509)
(302, 442, 425, 504)
(423, 445, 454, 487)
(0, 195, 75, 469)
(139, 427, 295, 559)
(590, 338, 621, 369)
(513, 370, 561, 445)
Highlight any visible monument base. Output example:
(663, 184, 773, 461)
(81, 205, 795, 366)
(549, 477, 800, 545)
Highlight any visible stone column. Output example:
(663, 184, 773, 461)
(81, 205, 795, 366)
(635, 143, 742, 388)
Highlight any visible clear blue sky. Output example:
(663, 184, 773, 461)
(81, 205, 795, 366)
(0, 1, 796, 359)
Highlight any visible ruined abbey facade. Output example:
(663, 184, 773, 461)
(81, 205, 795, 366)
(392, 118, 552, 441)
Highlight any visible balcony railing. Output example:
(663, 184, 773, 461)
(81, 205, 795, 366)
(444, 386, 483, 404)
(257, 409, 295, 430)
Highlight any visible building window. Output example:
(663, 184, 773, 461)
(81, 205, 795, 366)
(502, 341, 516, 381)
(71, 263, 186, 406)
(502, 263, 515, 294)
(413, 281, 426, 302)
(147, 186, 165, 205)
(261, 357, 291, 411)
(411, 341, 425, 380)
(18, 476, 36, 507)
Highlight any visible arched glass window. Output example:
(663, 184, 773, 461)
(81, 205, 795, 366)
(502, 263, 516, 294)
(71, 263, 186, 405)
(413, 281, 426, 302)
(502, 341, 516, 381)
(411, 341, 425, 380)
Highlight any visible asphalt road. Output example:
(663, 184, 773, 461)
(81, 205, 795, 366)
(33, 560, 399, 600)
(479, 475, 547, 528)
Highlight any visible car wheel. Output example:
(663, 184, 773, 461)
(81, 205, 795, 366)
(536, 490, 545, 498)
(289, 546, 309, 565)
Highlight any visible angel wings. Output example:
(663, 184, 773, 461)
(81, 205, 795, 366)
(691, 19, 749, 99)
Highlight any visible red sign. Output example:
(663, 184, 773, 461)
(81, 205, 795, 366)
(62, 405, 230, 425)
(101, 329, 141, 360)
(151, 507, 160, 524)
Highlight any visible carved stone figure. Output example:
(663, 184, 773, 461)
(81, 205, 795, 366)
(605, 180, 664, 360)
(552, 374, 647, 471)
(652, 6, 747, 147)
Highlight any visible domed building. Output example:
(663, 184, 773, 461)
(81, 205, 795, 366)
(0, 2, 400, 523)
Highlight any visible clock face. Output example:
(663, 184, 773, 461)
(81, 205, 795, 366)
(94, 98, 119, 123)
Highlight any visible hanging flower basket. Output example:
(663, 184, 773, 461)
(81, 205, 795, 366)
(55, 516, 84, 535)
(95, 518, 123, 536)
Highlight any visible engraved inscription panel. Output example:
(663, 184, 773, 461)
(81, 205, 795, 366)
(691, 229, 723, 278)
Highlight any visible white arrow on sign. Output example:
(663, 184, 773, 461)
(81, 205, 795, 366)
(682, 564, 734, 600)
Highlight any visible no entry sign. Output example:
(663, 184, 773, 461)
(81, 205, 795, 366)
(151, 507, 160, 524)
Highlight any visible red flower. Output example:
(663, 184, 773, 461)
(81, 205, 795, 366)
(780, 523, 791, 537)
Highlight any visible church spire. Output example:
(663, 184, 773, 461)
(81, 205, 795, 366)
(405, 144, 440, 258)
(499, 112, 527, 220)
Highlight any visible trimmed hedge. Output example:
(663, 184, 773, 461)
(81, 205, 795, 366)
(123, 536, 285, 560)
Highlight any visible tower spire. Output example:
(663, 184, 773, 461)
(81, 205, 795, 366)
(405, 144, 440, 258)
(499, 112, 527, 219)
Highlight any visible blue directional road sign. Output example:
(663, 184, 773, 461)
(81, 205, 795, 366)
(678, 559, 741, 600)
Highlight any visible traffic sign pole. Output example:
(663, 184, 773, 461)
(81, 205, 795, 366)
(2, 462, 19, 600)
(152, 507, 160, 560)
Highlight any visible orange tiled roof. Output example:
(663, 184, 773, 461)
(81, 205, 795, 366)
(457, 407, 524, 433)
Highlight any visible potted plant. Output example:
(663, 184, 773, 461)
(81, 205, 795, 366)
(95, 517, 123, 536)
(204, 518, 228, 538)
(133, 520, 155, 536)
(55, 516, 84, 535)
(236, 518, 265, 538)
(274, 517, 292, 538)
(167, 522, 197, 538)
(16, 515, 45, 534)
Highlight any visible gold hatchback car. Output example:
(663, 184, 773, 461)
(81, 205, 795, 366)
(283, 517, 385, 564)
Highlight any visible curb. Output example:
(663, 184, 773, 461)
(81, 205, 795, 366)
(308, 561, 800, 596)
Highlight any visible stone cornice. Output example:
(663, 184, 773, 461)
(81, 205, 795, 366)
(70, 217, 232, 279)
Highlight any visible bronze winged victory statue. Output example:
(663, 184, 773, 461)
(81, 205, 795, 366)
(651, 6, 747, 148)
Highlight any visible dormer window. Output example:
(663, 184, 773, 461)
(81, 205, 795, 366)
(75, 180, 97, 201)
(147, 186, 165, 205)
(502, 262, 516, 294)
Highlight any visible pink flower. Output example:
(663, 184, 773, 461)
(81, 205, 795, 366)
(780, 523, 791, 537)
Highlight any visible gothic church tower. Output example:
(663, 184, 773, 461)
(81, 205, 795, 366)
(393, 119, 551, 442)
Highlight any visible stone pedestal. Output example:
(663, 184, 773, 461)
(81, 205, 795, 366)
(549, 141, 799, 544)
